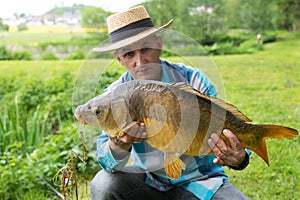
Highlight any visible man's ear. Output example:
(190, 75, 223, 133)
(114, 51, 122, 63)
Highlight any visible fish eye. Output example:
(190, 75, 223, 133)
(93, 107, 101, 115)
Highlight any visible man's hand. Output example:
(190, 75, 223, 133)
(109, 123, 147, 159)
(208, 129, 247, 167)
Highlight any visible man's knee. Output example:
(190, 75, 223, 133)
(212, 183, 248, 200)
(90, 170, 120, 199)
(90, 169, 146, 200)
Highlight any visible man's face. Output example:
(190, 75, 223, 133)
(114, 36, 163, 81)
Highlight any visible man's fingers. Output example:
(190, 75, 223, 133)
(223, 129, 239, 149)
(209, 133, 229, 154)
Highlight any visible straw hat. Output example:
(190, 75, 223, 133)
(93, 6, 173, 52)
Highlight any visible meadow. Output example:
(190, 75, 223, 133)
(0, 31, 299, 199)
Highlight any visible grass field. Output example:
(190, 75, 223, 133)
(0, 31, 299, 199)
(0, 31, 89, 46)
(213, 32, 300, 199)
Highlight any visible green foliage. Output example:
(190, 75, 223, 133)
(145, 0, 227, 45)
(0, 101, 48, 154)
(0, 62, 77, 137)
(0, 126, 100, 200)
(41, 52, 58, 60)
(66, 50, 85, 60)
(95, 68, 123, 94)
(46, 4, 89, 16)
(0, 46, 11, 60)
(11, 50, 33, 60)
(0, 142, 51, 200)
(234, 0, 275, 33)
(0, 46, 32, 60)
(81, 7, 112, 28)
(273, 0, 300, 31)
(262, 33, 277, 44)
(30, 125, 100, 179)
(0, 19, 8, 31)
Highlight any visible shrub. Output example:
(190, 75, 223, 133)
(0, 98, 49, 154)
(65, 50, 85, 60)
(0, 125, 101, 199)
(0, 46, 11, 60)
(262, 33, 277, 44)
(41, 52, 58, 60)
(0, 142, 51, 199)
(11, 50, 33, 60)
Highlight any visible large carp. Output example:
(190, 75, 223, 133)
(74, 80, 298, 179)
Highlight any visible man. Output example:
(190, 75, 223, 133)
(90, 6, 250, 200)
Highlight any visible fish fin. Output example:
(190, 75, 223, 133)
(117, 131, 126, 140)
(252, 139, 269, 166)
(117, 121, 141, 139)
(164, 153, 186, 180)
(253, 125, 298, 166)
(261, 124, 298, 140)
(170, 82, 252, 122)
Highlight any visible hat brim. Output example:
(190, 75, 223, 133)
(93, 19, 173, 52)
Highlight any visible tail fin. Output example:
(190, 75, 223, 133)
(253, 125, 298, 166)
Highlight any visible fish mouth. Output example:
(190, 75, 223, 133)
(74, 108, 87, 126)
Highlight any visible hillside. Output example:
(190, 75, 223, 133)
(45, 4, 99, 15)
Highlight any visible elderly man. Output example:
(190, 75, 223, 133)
(90, 6, 249, 200)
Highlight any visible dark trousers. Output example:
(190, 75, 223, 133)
(90, 167, 248, 200)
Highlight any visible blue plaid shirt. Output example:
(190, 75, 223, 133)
(96, 59, 231, 199)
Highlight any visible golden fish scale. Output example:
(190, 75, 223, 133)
(130, 84, 221, 155)
(129, 83, 265, 156)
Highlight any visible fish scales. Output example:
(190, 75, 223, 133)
(74, 80, 298, 180)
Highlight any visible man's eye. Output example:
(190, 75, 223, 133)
(124, 51, 134, 58)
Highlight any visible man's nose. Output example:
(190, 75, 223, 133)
(134, 50, 145, 66)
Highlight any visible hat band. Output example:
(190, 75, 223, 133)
(109, 18, 154, 43)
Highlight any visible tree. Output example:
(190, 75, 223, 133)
(274, 0, 300, 31)
(81, 7, 112, 29)
(234, 0, 274, 33)
(0, 19, 9, 31)
(143, 0, 227, 44)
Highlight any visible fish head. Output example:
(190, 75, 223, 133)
(74, 92, 114, 131)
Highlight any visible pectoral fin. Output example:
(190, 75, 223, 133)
(117, 121, 139, 140)
(164, 153, 186, 180)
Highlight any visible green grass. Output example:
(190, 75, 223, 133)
(0, 31, 299, 199)
(0, 32, 89, 46)
(212, 33, 300, 199)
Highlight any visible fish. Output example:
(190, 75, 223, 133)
(74, 80, 298, 180)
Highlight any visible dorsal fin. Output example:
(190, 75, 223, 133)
(170, 82, 252, 122)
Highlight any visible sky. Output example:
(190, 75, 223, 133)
(0, 0, 145, 18)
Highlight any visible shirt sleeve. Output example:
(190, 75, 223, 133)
(188, 67, 218, 97)
(96, 131, 130, 172)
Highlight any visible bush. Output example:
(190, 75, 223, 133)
(65, 50, 85, 60)
(41, 52, 58, 60)
(0, 142, 51, 199)
(262, 33, 277, 44)
(0, 46, 11, 60)
(0, 24, 8, 31)
(0, 125, 100, 199)
(11, 50, 33, 60)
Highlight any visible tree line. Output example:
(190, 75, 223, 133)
(81, 0, 300, 44)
